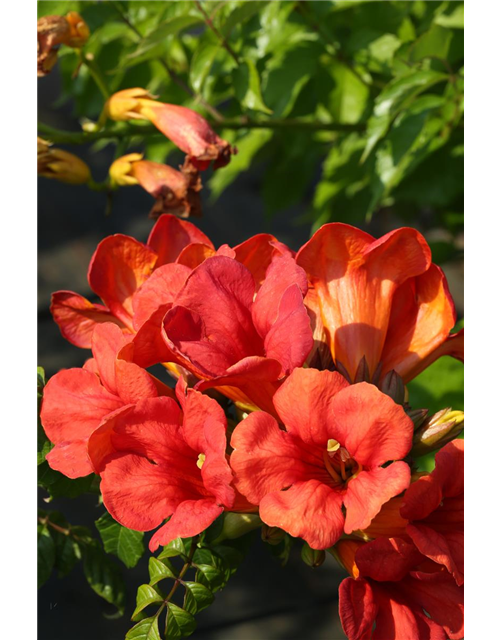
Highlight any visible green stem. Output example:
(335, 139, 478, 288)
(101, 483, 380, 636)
(194, 0, 240, 65)
(81, 54, 110, 99)
(38, 118, 364, 145)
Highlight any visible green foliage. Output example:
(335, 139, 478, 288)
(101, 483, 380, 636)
(95, 512, 145, 568)
(127, 533, 252, 640)
(37, 367, 52, 465)
(37, 0, 463, 233)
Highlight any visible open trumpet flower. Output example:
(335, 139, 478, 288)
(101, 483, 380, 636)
(296, 223, 463, 383)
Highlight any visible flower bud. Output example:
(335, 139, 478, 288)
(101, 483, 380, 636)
(38, 139, 91, 185)
(64, 12, 90, 48)
(218, 513, 262, 541)
(261, 525, 286, 546)
(411, 408, 464, 457)
(109, 154, 202, 218)
(301, 542, 326, 568)
(380, 370, 405, 405)
(104, 88, 236, 170)
(406, 408, 429, 431)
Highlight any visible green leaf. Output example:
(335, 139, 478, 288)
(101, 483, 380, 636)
(182, 581, 214, 615)
(326, 61, 370, 125)
(362, 69, 448, 161)
(209, 129, 273, 199)
(148, 557, 177, 585)
(132, 584, 165, 621)
(37, 367, 52, 465)
(222, 1, 265, 37)
(194, 563, 225, 592)
(157, 537, 188, 560)
(409, 24, 453, 63)
(190, 39, 220, 94)
(121, 15, 202, 68)
(126, 616, 162, 640)
(83, 541, 126, 614)
(233, 60, 272, 114)
(38, 462, 94, 498)
(434, 3, 464, 29)
(95, 512, 145, 569)
(38, 525, 55, 588)
(408, 355, 464, 417)
(165, 602, 196, 639)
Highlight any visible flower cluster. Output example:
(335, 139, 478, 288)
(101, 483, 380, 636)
(41, 216, 464, 638)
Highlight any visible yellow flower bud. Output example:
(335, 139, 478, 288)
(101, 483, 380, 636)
(38, 140, 91, 185)
(108, 153, 143, 186)
(411, 408, 464, 457)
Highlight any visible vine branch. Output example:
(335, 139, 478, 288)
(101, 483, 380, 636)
(38, 118, 364, 145)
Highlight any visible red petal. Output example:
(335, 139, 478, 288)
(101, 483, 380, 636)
(355, 537, 424, 582)
(370, 584, 421, 640)
(406, 524, 464, 586)
(91, 323, 129, 395)
(88, 234, 157, 325)
(149, 500, 223, 551)
(259, 479, 345, 549)
(344, 463, 411, 533)
(381, 265, 458, 382)
(339, 578, 377, 640)
(129, 304, 176, 368)
(230, 411, 326, 504)
(273, 368, 349, 445)
(132, 263, 191, 330)
(176, 243, 216, 269)
(50, 290, 127, 349)
(296, 224, 431, 379)
(329, 383, 414, 467)
(147, 214, 214, 266)
(263, 284, 313, 374)
(252, 253, 308, 338)
(40, 369, 123, 478)
(233, 233, 293, 289)
(46, 440, 93, 479)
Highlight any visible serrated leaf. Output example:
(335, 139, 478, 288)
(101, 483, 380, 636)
(126, 616, 162, 640)
(38, 462, 94, 498)
(83, 541, 126, 614)
(165, 602, 196, 640)
(157, 537, 188, 560)
(183, 581, 214, 615)
(132, 584, 165, 621)
(95, 512, 145, 569)
(194, 564, 225, 592)
(233, 60, 272, 114)
(190, 39, 220, 93)
(362, 69, 448, 161)
(210, 545, 244, 581)
(38, 525, 55, 588)
(54, 530, 82, 578)
(149, 556, 177, 585)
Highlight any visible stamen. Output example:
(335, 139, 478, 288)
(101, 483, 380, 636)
(323, 450, 342, 483)
(197, 453, 206, 470)
(327, 439, 340, 453)
(340, 459, 347, 482)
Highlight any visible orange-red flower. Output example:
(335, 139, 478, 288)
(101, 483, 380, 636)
(230, 369, 414, 549)
(104, 88, 236, 170)
(131, 252, 312, 414)
(296, 223, 463, 383)
(37, 12, 89, 77)
(87, 383, 236, 551)
(40, 323, 174, 478)
(336, 538, 464, 640)
(109, 154, 202, 219)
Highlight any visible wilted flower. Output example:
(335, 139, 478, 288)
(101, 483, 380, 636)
(104, 88, 236, 170)
(37, 137, 91, 184)
(37, 12, 89, 77)
(109, 153, 202, 218)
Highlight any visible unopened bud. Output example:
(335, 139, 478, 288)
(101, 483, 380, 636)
(38, 139, 91, 185)
(301, 542, 325, 568)
(109, 153, 143, 186)
(354, 356, 370, 383)
(406, 408, 429, 430)
(261, 525, 285, 546)
(411, 408, 464, 457)
(218, 513, 262, 541)
(380, 370, 405, 405)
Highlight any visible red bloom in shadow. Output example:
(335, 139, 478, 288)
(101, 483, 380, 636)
(337, 537, 464, 640)
(401, 439, 464, 586)
(296, 223, 463, 382)
(87, 383, 236, 551)
(230, 369, 414, 549)
(40, 323, 174, 478)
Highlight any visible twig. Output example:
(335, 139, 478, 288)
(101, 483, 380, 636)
(194, 0, 240, 65)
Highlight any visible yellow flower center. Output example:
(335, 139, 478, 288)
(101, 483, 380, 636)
(196, 453, 206, 470)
